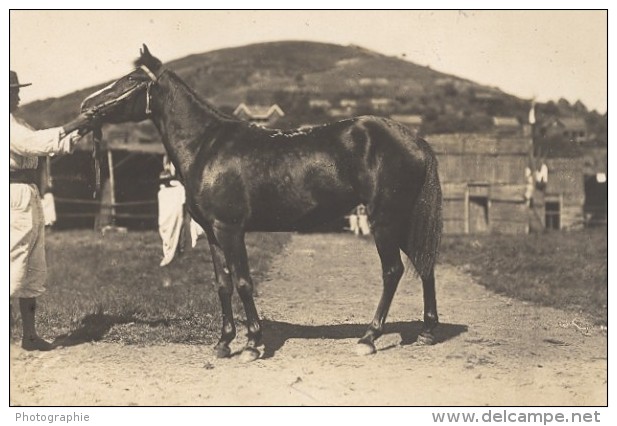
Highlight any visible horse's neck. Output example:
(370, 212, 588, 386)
(150, 73, 223, 180)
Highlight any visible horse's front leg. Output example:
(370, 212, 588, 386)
(357, 224, 404, 355)
(205, 228, 236, 358)
(212, 221, 262, 363)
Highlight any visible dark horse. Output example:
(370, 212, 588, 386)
(81, 45, 443, 362)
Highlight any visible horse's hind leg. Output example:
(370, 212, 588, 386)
(399, 246, 439, 345)
(357, 224, 404, 355)
(417, 268, 438, 345)
(212, 221, 262, 363)
(205, 227, 236, 358)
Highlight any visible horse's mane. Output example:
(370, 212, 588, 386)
(134, 54, 237, 123)
(167, 72, 237, 121)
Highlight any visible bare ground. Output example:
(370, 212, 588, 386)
(9, 233, 607, 406)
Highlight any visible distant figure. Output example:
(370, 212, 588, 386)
(348, 210, 360, 235)
(525, 155, 549, 206)
(524, 165, 534, 206)
(356, 204, 371, 236)
(348, 204, 370, 236)
(536, 162, 548, 191)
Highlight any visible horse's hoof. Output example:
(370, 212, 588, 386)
(416, 332, 435, 346)
(214, 344, 231, 359)
(355, 341, 376, 356)
(239, 347, 260, 363)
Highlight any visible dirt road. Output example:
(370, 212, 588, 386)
(10, 233, 607, 406)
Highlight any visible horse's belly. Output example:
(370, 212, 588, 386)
(246, 189, 358, 232)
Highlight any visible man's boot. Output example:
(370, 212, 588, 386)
(19, 297, 53, 351)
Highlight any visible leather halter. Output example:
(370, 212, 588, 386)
(82, 65, 165, 118)
(82, 64, 164, 198)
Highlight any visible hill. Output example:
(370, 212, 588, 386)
(16, 41, 607, 149)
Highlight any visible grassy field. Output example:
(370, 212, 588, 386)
(11, 230, 290, 346)
(11, 227, 606, 347)
(438, 228, 608, 325)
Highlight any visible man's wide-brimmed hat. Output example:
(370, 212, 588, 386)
(10, 70, 31, 88)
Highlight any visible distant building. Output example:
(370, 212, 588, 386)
(493, 116, 520, 127)
(370, 98, 393, 111)
(472, 91, 504, 109)
(391, 114, 423, 132)
(308, 99, 332, 109)
(339, 99, 358, 111)
(473, 91, 499, 102)
(435, 77, 456, 87)
(328, 108, 351, 118)
(540, 117, 587, 143)
(233, 103, 285, 127)
(359, 77, 389, 86)
(493, 116, 531, 135)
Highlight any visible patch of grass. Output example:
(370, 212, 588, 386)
(11, 231, 290, 346)
(438, 228, 607, 325)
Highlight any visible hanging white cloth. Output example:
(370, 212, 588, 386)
(158, 181, 186, 267)
(41, 192, 57, 226)
(190, 218, 205, 248)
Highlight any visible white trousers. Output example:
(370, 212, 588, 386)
(10, 183, 47, 298)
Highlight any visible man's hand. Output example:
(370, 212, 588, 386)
(62, 112, 95, 135)
(68, 132, 85, 150)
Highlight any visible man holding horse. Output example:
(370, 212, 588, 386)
(10, 70, 94, 351)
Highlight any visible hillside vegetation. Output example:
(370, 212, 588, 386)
(17, 41, 606, 147)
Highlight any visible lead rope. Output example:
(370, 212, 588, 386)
(92, 125, 102, 198)
(145, 81, 153, 115)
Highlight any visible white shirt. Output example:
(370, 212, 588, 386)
(10, 114, 74, 171)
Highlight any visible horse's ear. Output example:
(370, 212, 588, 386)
(142, 44, 151, 57)
(136, 43, 162, 70)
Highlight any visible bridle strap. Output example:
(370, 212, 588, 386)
(84, 83, 146, 117)
(83, 64, 165, 200)
(140, 65, 167, 115)
(83, 65, 165, 118)
(140, 65, 158, 82)
(145, 82, 153, 115)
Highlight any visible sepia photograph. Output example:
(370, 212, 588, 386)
(7, 7, 608, 414)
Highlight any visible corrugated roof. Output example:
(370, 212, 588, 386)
(558, 117, 587, 129)
(493, 116, 520, 127)
(391, 114, 423, 125)
(233, 103, 285, 119)
(542, 116, 587, 130)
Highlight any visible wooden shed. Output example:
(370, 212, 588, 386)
(427, 133, 532, 234)
(538, 147, 607, 229)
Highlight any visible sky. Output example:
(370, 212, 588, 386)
(8, 9, 608, 113)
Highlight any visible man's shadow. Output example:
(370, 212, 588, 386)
(259, 319, 468, 359)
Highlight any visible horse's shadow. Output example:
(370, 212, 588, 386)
(52, 314, 467, 359)
(52, 313, 169, 348)
(259, 319, 468, 359)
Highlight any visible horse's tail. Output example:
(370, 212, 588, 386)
(406, 140, 442, 280)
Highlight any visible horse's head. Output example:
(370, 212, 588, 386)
(80, 44, 164, 124)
